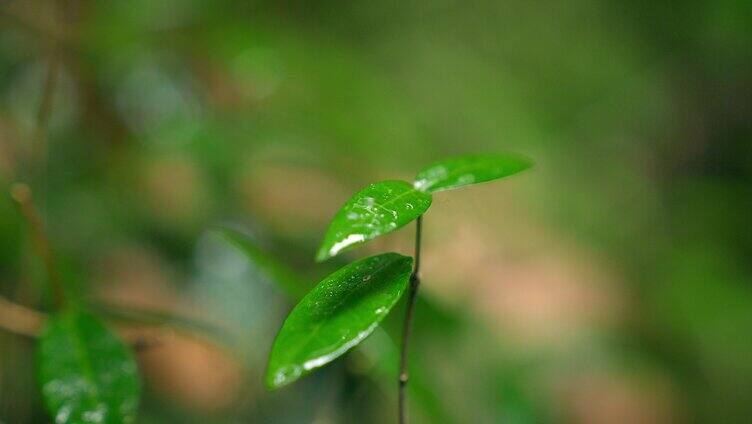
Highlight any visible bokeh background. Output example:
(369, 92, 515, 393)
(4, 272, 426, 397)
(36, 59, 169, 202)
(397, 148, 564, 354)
(1, 0, 751, 422)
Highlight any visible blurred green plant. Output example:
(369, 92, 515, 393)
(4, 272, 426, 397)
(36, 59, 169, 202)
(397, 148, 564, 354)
(2, 185, 230, 423)
(1, 153, 530, 423)
(265, 153, 532, 423)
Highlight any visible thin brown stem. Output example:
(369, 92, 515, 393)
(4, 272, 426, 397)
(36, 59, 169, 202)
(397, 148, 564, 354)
(0, 293, 45, 337)
(10, 183, 65, 307)
(0, 293, 208, 352)
(399, 215, 422, 424)
(9, 0, 65, 309)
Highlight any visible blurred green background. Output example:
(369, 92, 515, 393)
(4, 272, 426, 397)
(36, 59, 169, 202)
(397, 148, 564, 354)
(1, 0, 751, 422)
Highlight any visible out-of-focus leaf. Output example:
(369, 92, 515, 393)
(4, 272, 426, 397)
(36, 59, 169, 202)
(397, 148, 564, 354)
(315, 181, 431, 262)
(414, 153, 532, 193)
(37, 309, 140, 424)
(265, 252, 413, 390)
(216, 227, 308, 299)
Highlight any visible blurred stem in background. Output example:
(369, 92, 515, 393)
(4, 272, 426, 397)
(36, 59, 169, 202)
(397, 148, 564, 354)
(0, 289, 220, 353)
(9, 0, 65, 310)
(10, 184, 65, 307)
(31, 41, 60, 173)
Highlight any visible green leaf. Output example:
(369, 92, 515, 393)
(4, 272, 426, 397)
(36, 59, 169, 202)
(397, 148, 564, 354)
(414, 153, 532, 193)
(265, 252, 413, 390)
(37, 309, 140, 424)
(315, 180, 432, 262)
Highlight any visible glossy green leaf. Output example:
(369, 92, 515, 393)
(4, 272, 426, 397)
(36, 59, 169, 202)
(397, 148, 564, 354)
(265, 252, 413, 390)
(414, 153, 532, 193)
(315, 180, 432, 262)
(37, 309, 140, 424)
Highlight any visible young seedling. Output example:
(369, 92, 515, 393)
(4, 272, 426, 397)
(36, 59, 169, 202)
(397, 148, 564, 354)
(265, 153, 532, 423)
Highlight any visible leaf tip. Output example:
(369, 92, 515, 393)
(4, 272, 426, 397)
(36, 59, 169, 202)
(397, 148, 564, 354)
(314, 246, 330, 263)
(263, 372, 279, 391)
(518, 155, 535, 170)
(264, 363, 302, 391)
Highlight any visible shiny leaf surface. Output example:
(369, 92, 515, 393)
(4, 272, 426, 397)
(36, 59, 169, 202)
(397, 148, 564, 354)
(37, 310, 140, 424)
(265, 252, 413, 389)
(414, 153, 532, 193)
(315, 180, 432, 262)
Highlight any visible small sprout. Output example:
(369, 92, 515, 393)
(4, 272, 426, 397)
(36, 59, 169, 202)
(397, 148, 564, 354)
(267, 153, 533, 423)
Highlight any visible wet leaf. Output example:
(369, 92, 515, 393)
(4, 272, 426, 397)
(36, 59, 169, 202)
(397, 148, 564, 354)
(315, 180, 431, 262)
(265, 252, 413, 390)
(414, 153, 532, 193)
(37, 309, 140, 424)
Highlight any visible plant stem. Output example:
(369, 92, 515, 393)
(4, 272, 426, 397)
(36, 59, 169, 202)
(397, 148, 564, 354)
(0, 293, 45, 337)
(0, 293, 200, 352)
(399, 215, 422, 424)
(10, 184, 66, 308)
